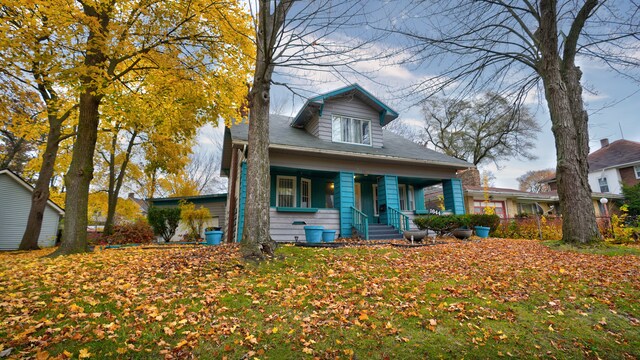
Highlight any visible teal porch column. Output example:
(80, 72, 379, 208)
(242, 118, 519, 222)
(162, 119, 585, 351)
(442, 178, 465, 214)
(335, 172, 355, 237)
(236, 162, 247, 242)
(414, 187, 426, 211)
(377, 175, 399, 224)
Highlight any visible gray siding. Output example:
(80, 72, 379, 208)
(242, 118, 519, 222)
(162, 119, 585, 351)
(305, 113, 320, 137)
(270, 208, 340, 242)
(0, 174, 60, 250)
(316, 95, 384, 148)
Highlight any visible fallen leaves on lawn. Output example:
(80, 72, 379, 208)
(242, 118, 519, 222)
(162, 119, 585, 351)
(0, 239, 638, 358)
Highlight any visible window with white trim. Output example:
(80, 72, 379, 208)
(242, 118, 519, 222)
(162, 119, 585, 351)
(331, 115, 371, 145)
(408, 185, 415, 211)
(276, 176, 296, 207)
(301, 178, 311, 208)
(398, 184, 407, 210)
(373, 184, 379, 216)
(598, 177, 609, 193)
(635, 165, 640, 179)
(473, 200, 506, 218)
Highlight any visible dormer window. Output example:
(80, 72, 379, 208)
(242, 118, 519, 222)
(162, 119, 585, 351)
(331, 115, 371, 146)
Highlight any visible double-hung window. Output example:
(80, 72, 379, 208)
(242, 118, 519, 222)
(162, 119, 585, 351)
(635, 165, 640, 179)
(331, 115, 371, 145)
(301, 178, 311, 208)
(398, 184, 407, 210)
(598, 177, 609, 193)
(276, 176, 296, 207)
(408, 186, 415, 211)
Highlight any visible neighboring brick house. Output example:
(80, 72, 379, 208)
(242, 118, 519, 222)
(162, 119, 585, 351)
(541, 138, 640, 195)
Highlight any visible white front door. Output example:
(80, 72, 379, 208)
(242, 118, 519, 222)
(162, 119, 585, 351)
(354, 182, 362, 211)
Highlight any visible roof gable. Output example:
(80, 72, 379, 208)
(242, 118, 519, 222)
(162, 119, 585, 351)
(588, 139, 640, 172)
(0, 169, 65, 215)
(291, 84, 399, 128)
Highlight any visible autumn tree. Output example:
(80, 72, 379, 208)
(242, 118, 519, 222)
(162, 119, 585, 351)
(387, 0, 640, 245)
(0, 83, 44, 175)
(94, 67, 215, 235)
(0, 5, 79, 250)
(390, 93, 539, 166)
(2, 0, 252, 254)
(517, 169, 556, 193)
(242, 0, 376, 260)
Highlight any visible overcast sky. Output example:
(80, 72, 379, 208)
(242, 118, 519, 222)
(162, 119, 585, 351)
(200, 2, 640, 190)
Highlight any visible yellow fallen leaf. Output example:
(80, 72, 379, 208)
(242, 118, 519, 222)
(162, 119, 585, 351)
(78, 348, 91, 359)
(359, 312, 369, 321)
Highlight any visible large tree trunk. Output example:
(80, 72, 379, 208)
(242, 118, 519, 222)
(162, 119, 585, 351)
(52, 4, 109, 256)
(53, 92, 102, 255)
(539, 0, 601, 245)
(18, 117, 62, 250)
(241, 72, 276, 260)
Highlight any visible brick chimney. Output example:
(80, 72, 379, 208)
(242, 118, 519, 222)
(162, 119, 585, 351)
(600, 138, 609, 148)
(128, 192, 135, 199)
(457, 168, 481, 187)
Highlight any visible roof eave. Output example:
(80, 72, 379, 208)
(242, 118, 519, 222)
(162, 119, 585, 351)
(231, 139, 471, 169)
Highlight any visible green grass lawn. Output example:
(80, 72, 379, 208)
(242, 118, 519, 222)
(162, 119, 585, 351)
(1, 239, 638, 359)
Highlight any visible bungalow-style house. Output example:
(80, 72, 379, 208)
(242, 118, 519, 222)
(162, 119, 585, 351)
(425, 184, 623, 219)
(0, 169, 64, 250)
(541, 138, 640, 195)
(147, 194, 227, 241)
(221, 84, 471, 242)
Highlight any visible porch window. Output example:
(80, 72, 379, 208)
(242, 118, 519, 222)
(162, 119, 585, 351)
(373, 184, 379, 216)
(276, 176, 296, 207)
(598, 177, 609, 193)
(398, 184, 407, 210)
(325, 182, 334, 208)
(301, 178, 311, 208)
(517, 203, 540, 215)
(331, 115, 371, 145)
(408, 185, 415, 211)
(473, 200, 506, 218)
(635, 165, 640, 179)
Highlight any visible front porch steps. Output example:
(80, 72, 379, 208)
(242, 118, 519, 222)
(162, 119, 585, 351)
(365, 223, 403, 240)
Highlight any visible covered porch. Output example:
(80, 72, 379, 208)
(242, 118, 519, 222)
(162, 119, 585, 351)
(234, 165, 465, 242)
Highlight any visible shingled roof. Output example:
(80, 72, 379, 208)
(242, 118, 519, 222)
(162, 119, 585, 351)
(227, 114, 472, 168)
(588, 139, 640, 172)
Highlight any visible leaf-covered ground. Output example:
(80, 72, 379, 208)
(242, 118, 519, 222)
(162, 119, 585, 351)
(1, 239, 639, 359)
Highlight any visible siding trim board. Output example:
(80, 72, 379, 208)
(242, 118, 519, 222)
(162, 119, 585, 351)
(335, 172, 355, 237)
(237, 162, 247, 243)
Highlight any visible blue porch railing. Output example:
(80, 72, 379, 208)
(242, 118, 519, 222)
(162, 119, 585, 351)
(351, 206, 369, 240)
(388, 206, 410, 232)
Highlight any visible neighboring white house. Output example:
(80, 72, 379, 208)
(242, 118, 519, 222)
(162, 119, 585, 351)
(0, 169, 64, 250)
(542, 138, 640, 196)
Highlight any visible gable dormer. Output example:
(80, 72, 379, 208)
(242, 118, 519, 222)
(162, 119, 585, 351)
(290, 84, 398, 148)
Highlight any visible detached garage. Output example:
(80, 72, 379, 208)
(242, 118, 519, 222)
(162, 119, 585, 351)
(0, 169, 64, 250)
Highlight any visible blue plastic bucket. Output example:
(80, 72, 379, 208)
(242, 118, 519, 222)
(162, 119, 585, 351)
(304, 226, 324, 243)
(322, 230, 336, 242)
(474, 226, 490, 238)
(205, 230, 223, 245)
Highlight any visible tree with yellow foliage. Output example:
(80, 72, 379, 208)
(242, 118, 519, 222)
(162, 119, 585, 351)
(1, 0, 253, 254)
